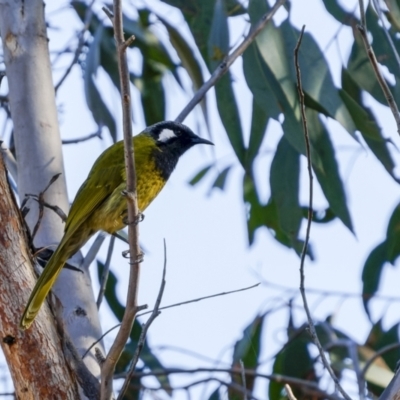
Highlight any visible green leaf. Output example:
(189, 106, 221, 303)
(362, 203, 400, 316)
(366, 320, 400, 370)
(340, 87, 397, 182)
(229, 315, 263, 399)
(347, 33, 389, 105)
(362, 242, 388, 318)
(160, 0, 215, 65)
(208, 0, 229, 66)
(364, 320, 399, 395)
(84, 25, 117, 142)
(157, 15, 208, 124)
(270, 136, 302, 246)
(279, 20, 356, 138)
(321, 0, 358, 26)
(215, 73, 246, 164)
(136, 59, 166, 126)
(207, 387, 221, 400)
(207, 0, 245, 164)
(269, 330, 316, 400)
(244, 97, 269, 171)
(302, 207, 336, 224)
(243, 175, 313, 257)
(189, 164, 214, 186)
(242, 42, 281, 121)
(211, 165, 231, 191)
(97, 262, 171, 392)
(385, 0, 400, 31)
(307, 110, 353, 232)
(366, 5, 400, 79)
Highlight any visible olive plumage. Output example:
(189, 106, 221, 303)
(20, 121, 213, 329)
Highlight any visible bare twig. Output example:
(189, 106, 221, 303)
(139, 282, 260, 316)
(357, 0, 400, 135)
(83, 282, 259, 359)
(294, 26, 352, 400)
(97, 235, 115, 308)
(174, 0, 286, 123)
(100, 1, 140, 398)
(62, 127, 103, 145)
(54, 0, 96, 92)
(27, 173, 64, 243)
(117, 239, 167, 399)
(81, 232, 106, 270)
(285, 384, 297, 400)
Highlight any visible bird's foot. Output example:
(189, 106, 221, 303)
(122, 249, 144, 265)
(122, 212, 144, 226)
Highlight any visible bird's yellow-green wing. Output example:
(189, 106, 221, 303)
(64, 140, 126, 235)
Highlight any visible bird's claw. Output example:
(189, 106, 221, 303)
(122, 212, 144, 226)
(122, 250, 144, 265)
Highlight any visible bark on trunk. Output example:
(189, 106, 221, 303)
(0, 156, 80, 399)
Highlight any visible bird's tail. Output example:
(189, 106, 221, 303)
(19, 243, 69, 330)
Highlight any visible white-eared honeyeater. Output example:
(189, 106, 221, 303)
(20, 121, 213, 329)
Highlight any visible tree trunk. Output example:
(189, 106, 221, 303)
(0, 0, 104, 390)
(0, 156, 80, 399)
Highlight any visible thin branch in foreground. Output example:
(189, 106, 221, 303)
(54, 0, 96, 92)
(97, 235, 115, 308)
(357, 0, 400, 135)
(117, 239, 167, 400)
(294, 26, 352, 400)
(174, 0, 286, 123)
(81, 232, 107, 271)
(81, 282, 260, 359)
(62, 126, 103, 145)
(100, 1, 141, 398)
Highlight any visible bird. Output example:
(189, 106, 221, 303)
(20, 121, 213, 329)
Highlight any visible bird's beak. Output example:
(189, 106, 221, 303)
(192, 136, 214, 146)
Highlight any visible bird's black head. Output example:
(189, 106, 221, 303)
(145, 121, 213, 180)
(146, 121, 213, 153)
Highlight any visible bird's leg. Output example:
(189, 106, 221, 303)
(121, 210, 145, 226)
(122, 248, 144, 264)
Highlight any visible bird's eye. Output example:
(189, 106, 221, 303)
(158, 128, 177, 143)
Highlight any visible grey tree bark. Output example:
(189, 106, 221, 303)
(0, 0, 105, 393)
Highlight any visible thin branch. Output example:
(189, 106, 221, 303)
(174, 0, 286, 123)
(138, 282, 260, 316)
(357, 0, 400, 135)
(62, 127, 103, 145)
(117, 239, 167, 399)
(361, 342, 400, 378)
(100, 0, 141, 398)
(82, 282, 260, 359)
(97, 235, 115, 308)
(54, 0, 96, 92)
(285, 384, 297, 400)
(81, 232, 107, 270)
(294, 26, 352, 400)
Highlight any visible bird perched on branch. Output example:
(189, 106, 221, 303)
(20, 121, 213, 329)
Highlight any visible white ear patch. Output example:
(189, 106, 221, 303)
(158, 128, 177, 142)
